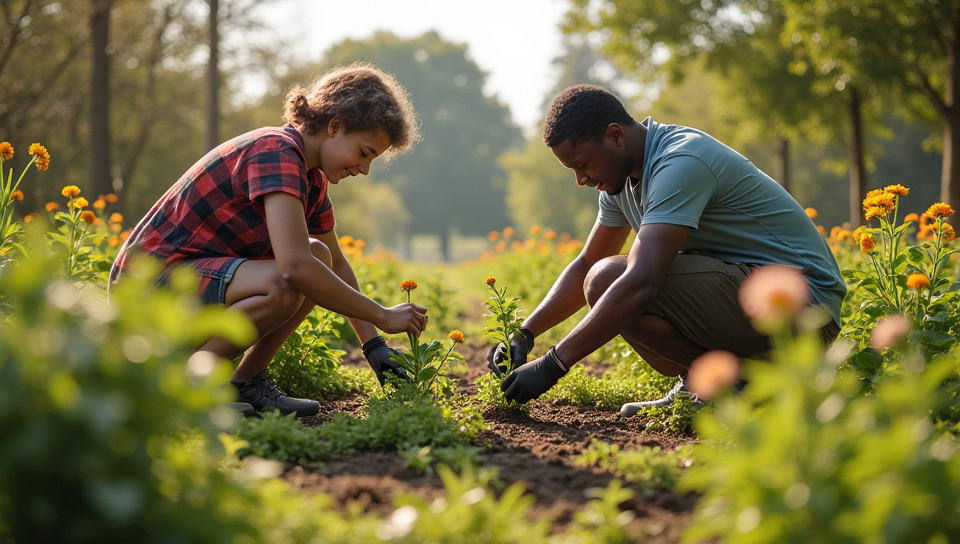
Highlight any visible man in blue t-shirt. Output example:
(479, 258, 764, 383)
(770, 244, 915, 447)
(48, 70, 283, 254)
(490, 84, 845, 408)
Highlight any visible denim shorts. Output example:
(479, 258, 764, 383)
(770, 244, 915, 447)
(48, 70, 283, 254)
(155, 256, 248, 305)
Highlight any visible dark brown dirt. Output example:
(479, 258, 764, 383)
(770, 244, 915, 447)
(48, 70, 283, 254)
(283, 343, 699, 542)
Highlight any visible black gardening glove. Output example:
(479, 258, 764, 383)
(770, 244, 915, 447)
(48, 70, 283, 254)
(501, 346, 568, 404)
(362, 336, 409, 386)
(486, 328, 535, 376)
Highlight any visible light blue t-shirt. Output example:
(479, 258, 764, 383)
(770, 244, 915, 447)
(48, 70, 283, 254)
(598, 117, 846, 325)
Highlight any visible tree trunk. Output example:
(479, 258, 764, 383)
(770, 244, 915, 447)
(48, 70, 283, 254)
(775, 136, 791, 194)
(848, 86, 867, 228)
(90, 0, 112, 197)
(206, 0, 220, 151)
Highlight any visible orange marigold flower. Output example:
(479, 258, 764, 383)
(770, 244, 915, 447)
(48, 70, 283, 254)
(816, 225, 825, 236)
(72, 196, 89, 209)
(105, 193, 118, 203)
(884, 184, 909, 196)
(400, 279, 418, 291)
(686, 350, 740, 401)
(869, 314, 911, 351)
(80, 210, 97, 224)
(864, 188, 885, 200)
(502, 226, 515, 238)
(45, 202, 59, 212)
(28, 142, 50, 171)
(487, 231, 500, 242)
(903, 212, 919, 223)
(61, 185, 81, 198)
(93, 197, 106, 210)
(906, 273, 930, 290)
(10, 190, 23, 202)
(530, 225, 542, 235)
(939, 223, 955, 241)
(109, 212, 123, 223)
(0, 142, 13, 160)
(354, 239, 366, 249)
(926, 202, 955, 218)
(485, 276, 496, 286)
(804, 207, 818, 219)
(449, 330, 465, 344)
(339, 235, 354, 246)
(108, 235, 120, 248)
(865, 206, 889, 221)
(544, 230, 557, 240)
(23, 212, 36, 223)
(859, 233, 876, 253)
(852, 226, 867, 243)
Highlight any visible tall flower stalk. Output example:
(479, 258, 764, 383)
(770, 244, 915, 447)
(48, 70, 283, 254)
(0, 141, 50, 261)
(481, 276, 524, 376)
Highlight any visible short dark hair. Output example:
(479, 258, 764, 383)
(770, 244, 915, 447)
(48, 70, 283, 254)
(283, 62, 420, 159)
(542, 85, 634, 148)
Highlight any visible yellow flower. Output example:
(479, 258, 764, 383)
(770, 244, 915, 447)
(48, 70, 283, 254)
(400, 279, 418, 291)
(859, 233, 876, 253)
(804, 207, 818, 219)
(449, 330, 465, 344)
(93, 197, 106, 210)
(61, 185, 82, 198)
(109, 212, 123, 223)
(485, 276, 496, 286)
(45, 201, 59, 212)
(865, 206, 889, 221)
(906, 273, 930, 290)
(354, 239, 366, 249)
(939, 223, 955, 241)
(903, 212, 919, 223)
(0, 142, 12, 160)
(10, 190, 23, 202)
(28, 142, 50, 171)
(80, 210, 97, 224)
(884, 184, 909, 196)
(72, 196, 89, 209)
(926, 202, 955, 218)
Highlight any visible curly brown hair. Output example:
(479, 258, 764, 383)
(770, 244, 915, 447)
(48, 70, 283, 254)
(283, 62, 420, 159)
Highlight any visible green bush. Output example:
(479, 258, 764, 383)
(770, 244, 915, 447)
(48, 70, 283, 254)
(0, 234, 260, 543)
(682, 332, 960, 543)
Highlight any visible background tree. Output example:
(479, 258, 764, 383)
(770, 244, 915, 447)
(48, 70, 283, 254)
(271, 31, 523, 259)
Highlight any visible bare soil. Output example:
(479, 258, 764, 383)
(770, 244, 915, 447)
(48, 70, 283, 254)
(282, 339, 699, 542)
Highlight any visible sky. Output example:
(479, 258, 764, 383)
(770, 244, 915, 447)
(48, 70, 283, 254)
(254, 0, 568, 136)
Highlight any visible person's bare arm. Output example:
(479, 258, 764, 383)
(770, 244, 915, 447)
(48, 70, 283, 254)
(264, 192, 425, 336)
(553, 222, 691, 366)
(318, 228, 381, 344)
(521, 222, 632, 337)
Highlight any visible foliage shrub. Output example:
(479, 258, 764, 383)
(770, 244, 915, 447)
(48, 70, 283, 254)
(0, 233, 260, 543)
(575, 439, 694, 498)
(682, 332, 960, 543)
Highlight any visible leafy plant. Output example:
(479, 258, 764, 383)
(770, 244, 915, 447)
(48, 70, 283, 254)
(0, 140, 49, 264)
(388, 279, 465, 397)
(574, 439, 694, 498)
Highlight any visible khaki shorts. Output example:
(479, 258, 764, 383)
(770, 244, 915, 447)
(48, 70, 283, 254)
(643, 254, 839, 357)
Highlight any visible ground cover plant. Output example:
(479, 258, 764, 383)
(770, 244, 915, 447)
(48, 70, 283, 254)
(1, 145, 959, 543)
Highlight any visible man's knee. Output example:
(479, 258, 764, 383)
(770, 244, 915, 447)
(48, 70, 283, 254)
(309, 238, 332, 268)
(583, 254, 628, 307)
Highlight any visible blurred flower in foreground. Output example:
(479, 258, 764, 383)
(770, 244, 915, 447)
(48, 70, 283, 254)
(906, 273, 930, 290)
(686, 351, 740, 400)
(869, 314, 911, 351)
(738, 265, 810, 333)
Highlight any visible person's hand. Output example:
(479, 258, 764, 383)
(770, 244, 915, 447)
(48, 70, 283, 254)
(486, 328, 534, 376)
(379, 303, 428, 336)
(501, 346, 568, 403)
(361, 335, 409, 385)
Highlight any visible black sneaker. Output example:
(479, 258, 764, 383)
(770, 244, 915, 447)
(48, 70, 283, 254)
(226, 401, 256, 416)
(231, 371, 320, 417)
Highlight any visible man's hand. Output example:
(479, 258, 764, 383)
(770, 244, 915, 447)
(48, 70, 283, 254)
(362, 336, 409, 385)
(486, 328, 535, 376)
(501, 346, 568, 403)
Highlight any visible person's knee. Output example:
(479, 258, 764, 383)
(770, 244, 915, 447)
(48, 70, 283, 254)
(583, 254, 628, 307)
(309, 238, 333, 268)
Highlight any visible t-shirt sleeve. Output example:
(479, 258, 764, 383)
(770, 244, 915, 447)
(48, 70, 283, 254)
(641, 155, 717, 229)
(597, 192, 629, 227)
(244, 144, 310, 207)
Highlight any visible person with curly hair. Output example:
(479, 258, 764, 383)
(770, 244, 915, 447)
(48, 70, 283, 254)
(489, 84, 845, 410)
(110, 63, 427, 417)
